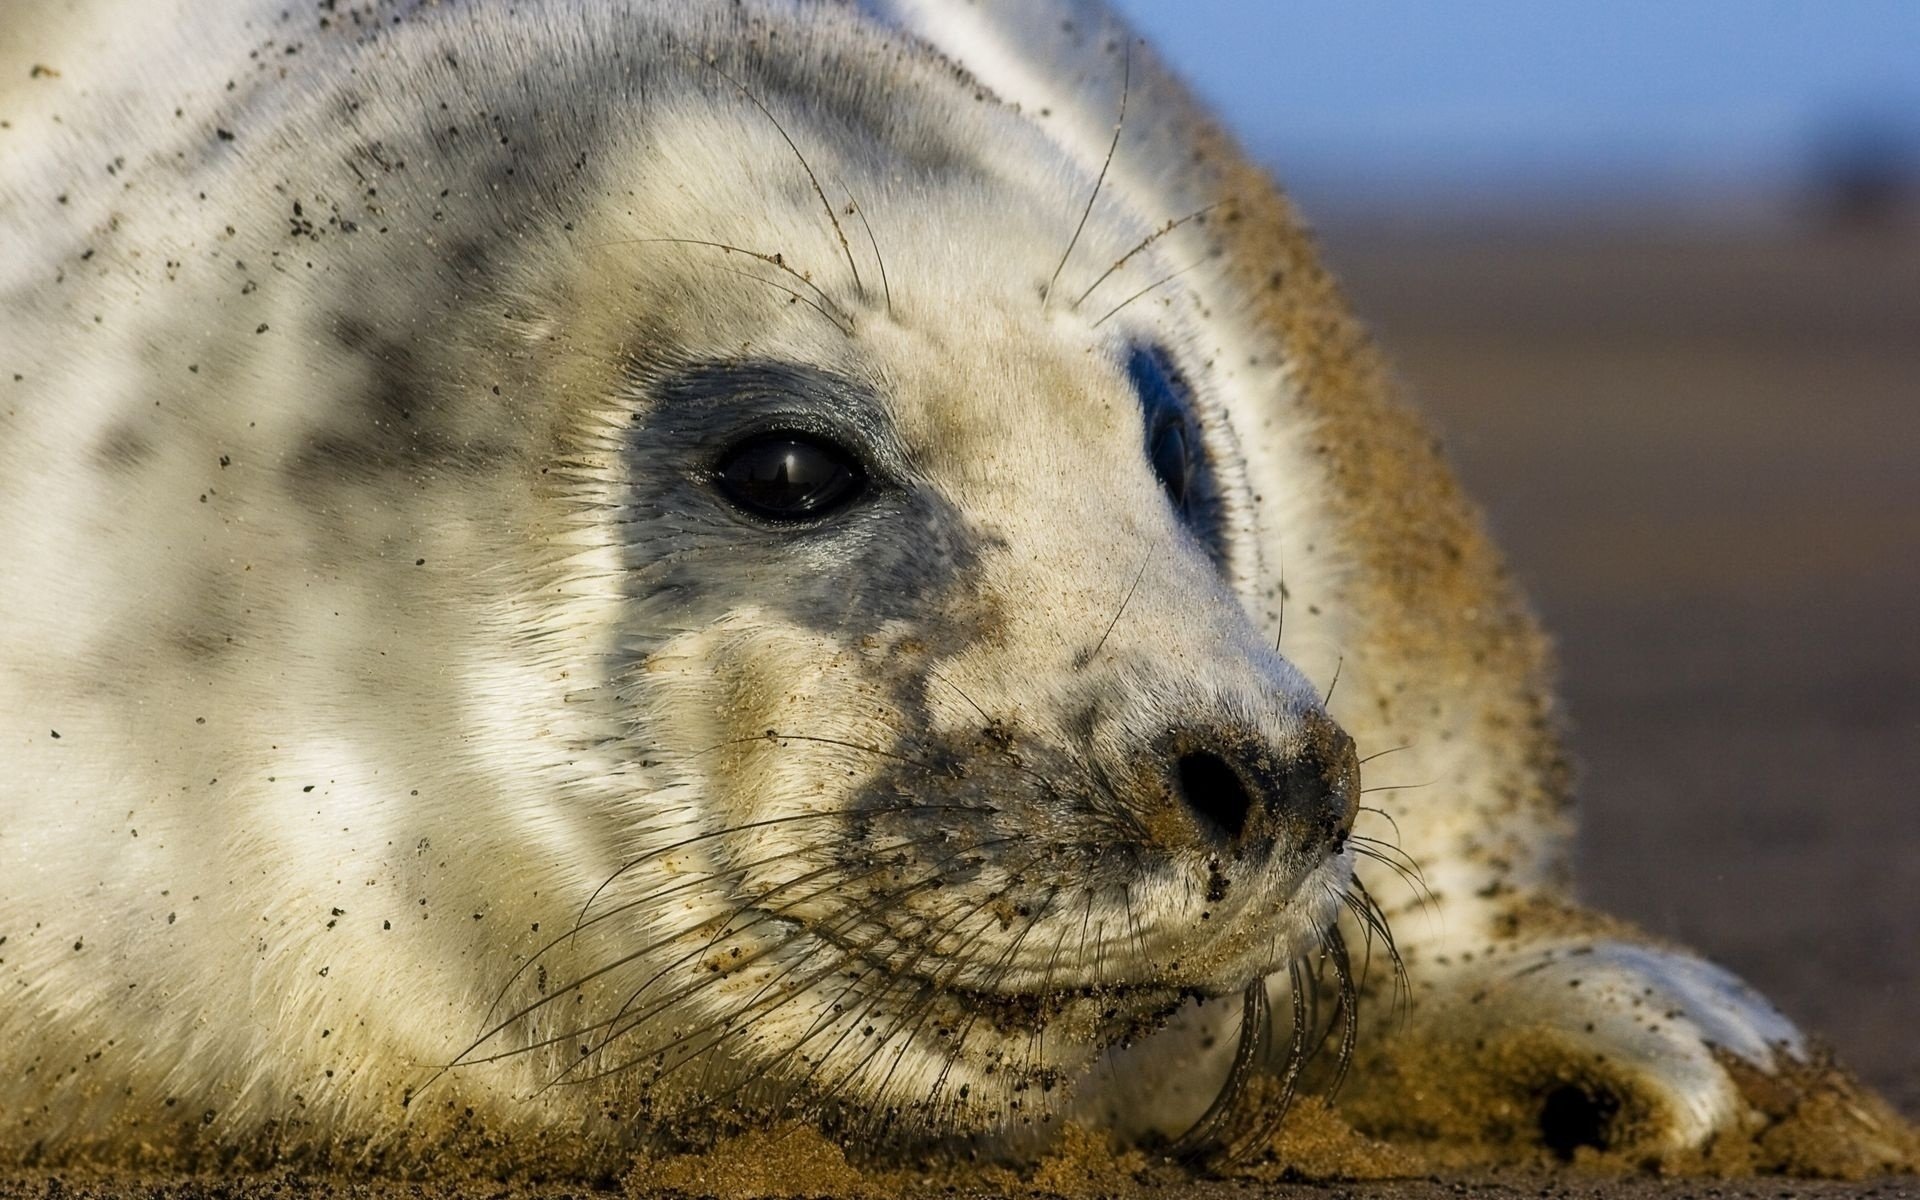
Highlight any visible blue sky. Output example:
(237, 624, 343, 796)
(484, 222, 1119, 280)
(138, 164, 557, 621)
(1112, 1, 1920, 208)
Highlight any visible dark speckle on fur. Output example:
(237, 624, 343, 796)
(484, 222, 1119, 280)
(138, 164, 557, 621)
(93, 422, 157, 471)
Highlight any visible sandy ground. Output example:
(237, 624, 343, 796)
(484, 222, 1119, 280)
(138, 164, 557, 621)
(0, 1170, 1913, 1200)
(2, 222, 1912, 1198)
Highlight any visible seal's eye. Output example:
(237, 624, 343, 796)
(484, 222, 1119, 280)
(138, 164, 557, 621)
(1128, 343, 1200, 517)
(1127, 341, 1227, 566)
(714, 433, 866, 521)
(1147, 412, 1193, 511)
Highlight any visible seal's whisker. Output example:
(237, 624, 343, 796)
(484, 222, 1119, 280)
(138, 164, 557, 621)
(1358, 779, 1435, 796)
(1120, 881, 1151, 975)
(1166, 971, 1274, 1164)
(1356, 804, 1409, 844)
(757, 957, 891, 1115)
(1072, 201, 1223, 311)
(686, 840, 1035, 1048)
(693, 52, 865, 300)
(1358, 743, 1413, 766)
(727, 885, 995, 1122)
(561, 840, 1018, 1079)
(842, 186, 893, 318)
(580, 847, 1047, 1099)
(445, 821, 933, 1075)
(1044, 39, 1130, 306)
(574, 805, 917, 932)
(750, 730, 975, 782)
(1088, 262, 1199, 330)
(921, 662, 995, 726)
(1272, 544, 1291, 652)
(1244, 956, 1314, 1164)
(1020, 886, 1081, 1095)
(821, 878, 1047, 1124)
(1350, 834, 1427, 883)
(1339, 876, 1409, 1012)
(696, 970, 882, 1118)
(1352, 843, 1433, 906)
(711, 263, 852, 335)
(449, 860, 911, 1077)
(482, 807, 972, 1026)
(922, 885, 1062, 1111)
(446, 829, 993, 1079)
(585, 936, 873, 1099)
(601, 236, 853, 330)
(555, 839, 1030, 1088)
(1328, 929, 1361, 1099)
(1085, 549, 1153, 666)
(851, 882, 1054, 1141)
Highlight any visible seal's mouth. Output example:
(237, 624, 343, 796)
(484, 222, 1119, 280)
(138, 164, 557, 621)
(778, 904, 1201, 1042)
(839, 936, 1197, 1037)
(788, 901, 1367, 1165)
(787, 870, 1318, 1034)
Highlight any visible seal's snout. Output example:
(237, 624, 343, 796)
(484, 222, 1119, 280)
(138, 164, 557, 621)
(1160, 711, 1359, 854)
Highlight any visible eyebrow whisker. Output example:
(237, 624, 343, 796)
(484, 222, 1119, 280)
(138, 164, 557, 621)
(1073, 201, 1222, 311)
(713, 265, 855, 336)
(694, 52, 866, 302)
(1090, 263, 1199, 329)
(1044, 40, 1132, 307)
(603, 235, 855, 332)
(843, 186, 893, 320)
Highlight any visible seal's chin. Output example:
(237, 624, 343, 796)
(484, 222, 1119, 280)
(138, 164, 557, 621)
(717, 849, 1354, 1133)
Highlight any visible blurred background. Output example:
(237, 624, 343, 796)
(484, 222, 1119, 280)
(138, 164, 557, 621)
(1114, 1, 1920, 1114)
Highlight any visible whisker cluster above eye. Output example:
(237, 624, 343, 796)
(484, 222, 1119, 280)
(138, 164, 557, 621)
(691, 52, 866, 305)
(606, 236, 855, 334)
(1045, 40, 1132, 307)
(1073, 202, 1224, 312)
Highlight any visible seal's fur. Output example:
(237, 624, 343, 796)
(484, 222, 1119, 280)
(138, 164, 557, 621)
(0, 0, 1904, 1172)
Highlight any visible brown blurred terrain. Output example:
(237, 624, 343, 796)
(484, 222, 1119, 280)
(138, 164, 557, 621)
(1315, 213, 1920, 1119)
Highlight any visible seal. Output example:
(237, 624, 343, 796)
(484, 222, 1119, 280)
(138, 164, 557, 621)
(0, 0, 1908, 1174)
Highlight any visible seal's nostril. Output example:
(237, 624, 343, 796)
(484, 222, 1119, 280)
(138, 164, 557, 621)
(1174, 750, 1254, 843)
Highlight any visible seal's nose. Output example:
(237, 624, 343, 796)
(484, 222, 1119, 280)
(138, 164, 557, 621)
(1163, 712, 1359, 852)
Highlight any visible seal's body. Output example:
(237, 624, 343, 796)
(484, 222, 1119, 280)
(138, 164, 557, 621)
(0, 0, 1897, 1171)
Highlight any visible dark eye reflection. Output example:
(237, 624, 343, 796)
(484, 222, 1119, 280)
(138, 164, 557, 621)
(1126, 341, 1227, 566)
(1148, 410, 1193, 511)
(714, 433, 866, 521)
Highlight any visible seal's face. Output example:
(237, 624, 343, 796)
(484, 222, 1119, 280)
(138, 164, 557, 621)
(493, 102, 1362, 1133)
(0, 0, 1362, 1148)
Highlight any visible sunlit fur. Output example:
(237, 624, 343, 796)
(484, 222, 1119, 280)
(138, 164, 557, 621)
(0, 0, 1824, 1171)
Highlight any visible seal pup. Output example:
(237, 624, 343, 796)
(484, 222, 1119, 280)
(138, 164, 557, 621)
(0, 0, 1908, 1173)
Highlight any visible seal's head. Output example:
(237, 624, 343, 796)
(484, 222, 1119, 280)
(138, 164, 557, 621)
(0, 0, 1361, 1158)
(452, 33, 1363, 1138)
